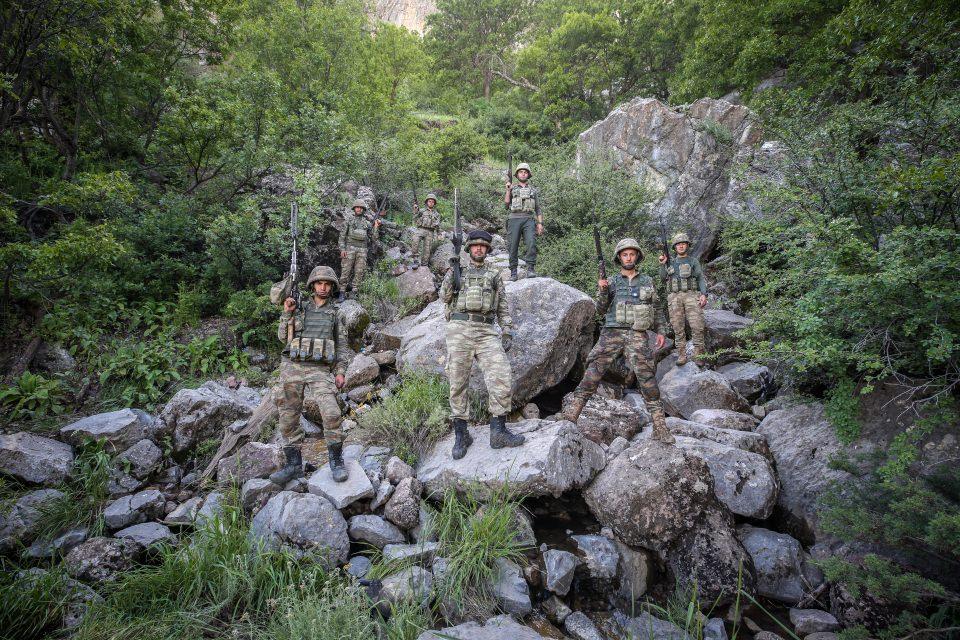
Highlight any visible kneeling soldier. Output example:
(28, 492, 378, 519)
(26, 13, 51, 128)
(411, 193, 441, 270)
(339, 199, 381, 301)
(658, 232, 707, 365)
(273, 266, 353, 484)
(440, 229, 525, 458)
(558, 239, 675, 443)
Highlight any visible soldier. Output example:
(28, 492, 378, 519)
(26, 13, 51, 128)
(272, 266, 354, 484)
(503, 162, 544, 281)
(339, 198, 381, 301)
(557, 239, 675, 444)
(439, 229, 526, 458)
(411, 193, 441, 270)
(658, 232, 707, 365)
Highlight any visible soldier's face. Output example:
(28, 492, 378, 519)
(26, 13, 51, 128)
(619, 249, 639, 269)
(353, 207, 364, 215)
(313, 281, 332, 298)
(675, 242, 689, 255)
(426, 199, 436, 209)
(517, 169, 530, 181)
(469, 245, 488, 261)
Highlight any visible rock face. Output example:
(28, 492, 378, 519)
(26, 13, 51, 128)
(372, 0, 437, 34)
(65, 536, 142, 582)
(577, 97, 767, 257)
(60, 409, 157, 451)
(338, 299, 371, 350)
(576, 395, 646, 445)
(0, 432, 74, 485)
(739, 525, 820, 604)
(160, 381, 255, 454)
(216, 442, 284, 485)
(689, 408, 759, 432)
(417, 420, 606, 498)
(395, 267, 438, 311)
(249, 491, 349, 567)
(659, 363, 750, 419)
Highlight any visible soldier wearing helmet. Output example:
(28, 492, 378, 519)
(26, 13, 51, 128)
(557, 238, 675, 444)
(439, 229, 525, 459)
(338, 198, 381, 301)
(503, 161, 544, 281)
(658, 231, 707, 365)
(274, 265, 355, 484)
(410, 192, 441, 270)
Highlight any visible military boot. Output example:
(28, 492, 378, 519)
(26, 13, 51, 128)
(675, 343, 689, 366)
(557, 392, 588, 423)
(327, 442, 348, 482)
(650, 409, 675, 444)
(527, 264, 538, 278)
(451, 418, 473, 460)
(411, 258, 420, 270)
(510, 269, 518, 282)
(489, 415, 525, 449)
(337, 290, 346, 303)
(269, 445, 304, 485)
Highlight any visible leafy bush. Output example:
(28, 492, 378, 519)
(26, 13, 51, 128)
(422, 121, 488, 186)
(225, 287, 278, 350)
(0, 372, 66, 423)
(183, 335, 247, 381)
(98, 332, 184, 408)
(356, 263, 420, 324)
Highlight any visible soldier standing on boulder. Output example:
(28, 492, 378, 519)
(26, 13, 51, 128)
(439, 229, 526, 459)
(557, 239, 675, 444)
(411, 193, 441, 270)
(503, 162, 544, 280)
(273, 266, 354, 484)
(658, 232, 707, 365)
(339, 198, 381, 301)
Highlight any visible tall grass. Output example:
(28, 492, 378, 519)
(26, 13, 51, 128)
(0, 565, 75, 640)
(36, 439, 112, 540)
(357, 262, 420, 324)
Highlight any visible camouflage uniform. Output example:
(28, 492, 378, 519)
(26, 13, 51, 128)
(660, 232, 707, 363)
(339, 199, 379, 293)
(411, 194, 441, 266)
(505, 163, 542, 278)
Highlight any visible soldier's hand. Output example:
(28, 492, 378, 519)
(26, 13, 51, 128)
(283, 297, 297, 313)
(598, 278, 609, 290)
(374, 219, 382, 228)
(655, 333, 666, 350)
(698, 294, 707, 308)
(335, 374, 345, 388)
(658, 254, 668, 265)
(505, 180, 512, 190)
(340, 250, 347, 258)
(536, 223, 544, 236)
(501, 332, 514, 352)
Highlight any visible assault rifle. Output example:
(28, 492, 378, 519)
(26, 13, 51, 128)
(450, 187, 462, 292)
(658, 214, 671, 266)
(593, 225, 607, 282)
(287, 201, 301, 346)
(507, 149, 513, 185)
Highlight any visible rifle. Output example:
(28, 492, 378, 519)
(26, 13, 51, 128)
(287, 201, 301, 348)
(450, 187, 462, 292)
(507, 149, 513, 185)
(593, 225, 607, 282)
(658, 214, 671, 265)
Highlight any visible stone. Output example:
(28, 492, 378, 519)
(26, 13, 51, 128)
(564, 612, 605, 640)
(17, 568, 102, 630)
(395, 267, 438, 311)
(160, 381, 255, 455)
(241, 478, 280, 513)
(196, 491, 224, 526)
(0, 432, 74, 485)
(307, 459, 374, 509)
(542, 594, 573, 625)
(572, 534, 620, 582)
(344, 354, 380, 390)
(717, 362, 774, 403)
(543, 549, 579, 596)
(115, 439, 163, 479)
(34, 342, 77, 373)
(65, 536, 143, 582)
(614, 540, 652, 605)
(164, 496, 202, 525)
(754, 633, 787, 640)
(249, 491, 349, 567)
(338, 300, 371, 350)
(385, 456, 415, 483)
(789, 609, 840, 636)
(382, 541, 439, 565)
(608, 436, 630, 458)
(667, 418, 770, 458)
(739, 525, 819, 604)
(370, 480, 395, 510)
(347, 384, 376, 403)
(349, 514, 406, 548)
(114, 522, 177, 548)
(0, 488, 64, 553)
(417, 419, 605, 498)
(704, 310, 755, 355)
(384, 477, 422, 530)
(381, 566, 433, 610)
(60, 409, 157, 452)
(417, 615, 548, 640)
(217, 442, 284, 485)
(613, 611, 691, 640)
(107, 468, 144, 496)
(372, 313, 420, 351)
(660, 363, 751, 419)
(689, 408, 760, 432)
(576, 394, 646, 445)
(347, 555, 372, 579)
(489, 557, 532, 616)
(25, 526, 88, 559)
(805, 634, 837, 640)
(103, 489, 165, 530)
(705, 618, 728, 640)
(371, 350, 396, 366)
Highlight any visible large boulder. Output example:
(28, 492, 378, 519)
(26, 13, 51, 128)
(0, 489, 65, 554)
(667, 418, 771, 458)
(417, 420, 605, 498)
(417, 615, 549, 640)
(249, 491, 349, 567)
(739, 525, 822, 605)
(160, 382, 255, 454)
(717, 362, 774, 403)
(576, 395, 646, 445)
(344, 354, 380, 390)
(65, 536, 143, 582)
(395, 267, 438, 312)
(371, 313, 421, 352)
(60, 409, 157, 452)
(577, 97, 767, 257)
(338, 299, 370, 350)
(689, 408, 759, 432)
(659, 363, 750, 419)
(0, 432, 74, 485)
(704, 309, 754, 355)
(216, 442, 284, 485)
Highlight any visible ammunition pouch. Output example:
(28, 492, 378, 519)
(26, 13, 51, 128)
(455, 269, 497, 314)
(285, 337, 337, 364)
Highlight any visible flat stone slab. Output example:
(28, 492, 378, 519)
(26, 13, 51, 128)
(348, 515, 406, 549)
(0, 432, 74, 485)
(382, 541, 439, 565)
(417, 615, 550, 640)
(667, 417, 771, 458)
(307, 460, 374, 509)
(114, 522, 177, 547)
(60, 409, 156, 451)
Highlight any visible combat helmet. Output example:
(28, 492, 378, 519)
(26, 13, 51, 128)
(514, 162, 532, 178)
(351, 198, 367, 212)
(671, 232, 691, 248)
(464, 229, 493, 249)
(307, 265, 339, 291)
(425, 193, 438, 206)
(613, 238, 644, 264)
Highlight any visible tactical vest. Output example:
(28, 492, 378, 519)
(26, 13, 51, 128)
(418, 209, 440, 230)
(345, 217, 370, 247)
(509, 185, 537, 215)
(666, 257, 698, 293)
(604, 274, 655, 331)
(453, 265, 499, 315)
(285, 301, 339, 364)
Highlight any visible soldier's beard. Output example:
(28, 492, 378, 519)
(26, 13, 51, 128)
(621, 262, 636, 270)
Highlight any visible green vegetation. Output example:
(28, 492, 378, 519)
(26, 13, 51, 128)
(0, 372, 66, 424)
(0, 565, 77, 640)
(357, 262, 421, 324)
(36, 440, 113, 540)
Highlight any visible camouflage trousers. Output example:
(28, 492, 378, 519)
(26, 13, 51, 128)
(276, 359, 343, 446)
(572, 327, 664, 414)
(506, 216, 537, 272)
(667, 291, 705, 349)
(340, 247, 368, 291)
(411, 228, 437, 263)
(445, 319, 512, 420)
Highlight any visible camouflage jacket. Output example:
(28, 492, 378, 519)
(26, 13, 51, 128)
(596, 272, 667, 333)
(278, 298, 354, 376)
(413, 205, 442, 230)
(339, 213, 379, 250)
(659, 255, 707, 295)
(439, 260, 513, 332)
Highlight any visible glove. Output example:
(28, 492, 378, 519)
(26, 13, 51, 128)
(501, 331, 514, 352)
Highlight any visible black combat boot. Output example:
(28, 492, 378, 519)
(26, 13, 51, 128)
(451, 418, 473, 460)
(412, 259, 420, 270)
(527, 264, 538, 278)
(328, 442, 348, 482)
(509, 269, 518, 282)
(269, 445, 304, 486)
(337, 289, 346, 303)
(489, 415, 525, 449)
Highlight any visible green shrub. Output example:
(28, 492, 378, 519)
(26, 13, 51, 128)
(98, 332, 184, 408)
(224, 287, 277, 350)
(0, 372, 66, 424)
(183, 335, 247, 381)
(357, 263, 420, 324)
(422, 121, 488, 186)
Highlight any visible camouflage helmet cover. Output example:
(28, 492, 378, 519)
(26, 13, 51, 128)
(307, 265, 339, 291)
(671, 232, 691, 248)
(464, 229, 493, 249)
(514, 162, 532, 178)
(425, 193, 438, 204)
(613, 238, 644, 264)
(352, 198, 367, 211)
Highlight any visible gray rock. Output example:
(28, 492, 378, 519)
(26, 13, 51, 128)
(704, 310, 755, 355)
(0, 432, 74, 485)
(789, 609, 840, 636)
(543, 549, 579, 595)
(385, 456, 415, 484)
(34, 342, 77, 373)
(338, 300, 371, 350)
(217, 442, 284, 485)
(307, 459, 374, 509)
(372, 313, 421, 352)
(417, 615, 548, 640)
(359, 445, 391, 477)
(65, 536, 143, 582)
(666, 418, 770, 458)
(705, 618, 728, 640)
(26, 526, 88, 559)
(521, 403, 540, 419)
(344, 354, 380, 390)
(107, 468, 144, 496)
(18, 568, 102, 630)
(489, 557, 532, 616)
(541, 595, 572, 625)
(577, 394, 646, 445)
(395, 267, 438, 312)
(0, 488, 64, 553)
(241, 478, 280, 513)
(371, 350, 396, 366)
(114, 522, 177, 547)
(164, 496, 202, 525)
(384, 477, 422, 530)
(614, 611, 691, 640)
(754, 633, 786, 640)
(160, 382, 255, 454)
(564, 612, 605, 640)
(156, 464, 182, 485)
(349, 514, 406, 548)
(805, 633, 838, 640)
(572, 534, 620, 581)
(382, 541, 439, 565)
(346, 555, 372, 579)
(115, 439, 163, 480)
(660, 363, 750, 419)
(370, 480, 395, 511)
(689, 408, 760, 432)
(61, 409, 157, 452)
(103, 489, 165, 530)
(717, 362, 774, 403)
(381, 566, 433, 610)
(614, 540, 652, 605)
(249, 491, 349, 567)
(739, 525, 818, 604)
(196, 491, 224, 526)
(608, 436, 630, 458)
(417, 419, 605, 498)
(347, 384, 376, 403)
